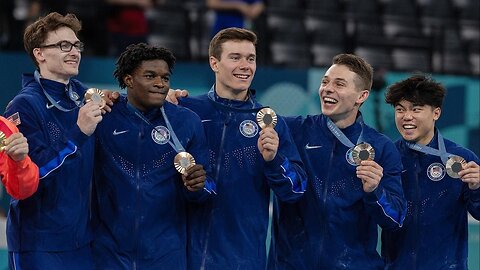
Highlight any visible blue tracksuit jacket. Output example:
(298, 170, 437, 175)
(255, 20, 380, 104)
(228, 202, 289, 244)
(4, 74, 94, 253)
(92, 96, 216, 270)
(269, 114, 406, 270)
(381, 131, 480, 270)
(178, 88, 307, 270)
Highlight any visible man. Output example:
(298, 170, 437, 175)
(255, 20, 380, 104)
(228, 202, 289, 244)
(382, 74, 480, 269)
(268, 54, 407, 269)
(92, 43, 216, 269)
(4, 12, 107, 269)
(0, 116, 39, 200)
(171, 27, 307, 269)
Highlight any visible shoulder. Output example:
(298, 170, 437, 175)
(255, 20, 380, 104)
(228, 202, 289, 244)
(164, 102, 202, 123)
(444, 138, 479, 162)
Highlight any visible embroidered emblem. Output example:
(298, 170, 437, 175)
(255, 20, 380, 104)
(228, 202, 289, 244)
(427, 162, 446, 181)
(151, 125, 170, 144)
(345, 148, 357, 166)
(239, 120, 258, 138)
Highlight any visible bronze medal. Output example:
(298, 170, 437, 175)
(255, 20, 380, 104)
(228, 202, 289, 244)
(0, 132, 6, 152)
(174, 152, 196, 175)
(84, 88, 106, 109)
(256, 108, 278, 129)
(351, 143, 375, 165)
(445, 155, 466, 179)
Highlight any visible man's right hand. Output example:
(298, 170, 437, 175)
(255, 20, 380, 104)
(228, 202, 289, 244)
(166, 89, 189, 105)
(77, 101, 103, 136)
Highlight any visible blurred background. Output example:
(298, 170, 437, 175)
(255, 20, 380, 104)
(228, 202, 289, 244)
(0, 0, 479, 269)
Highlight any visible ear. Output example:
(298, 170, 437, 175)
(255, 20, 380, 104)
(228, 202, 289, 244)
(210, 56, 219, 73)
(433, 107, 441, 120)
(356, 89, 370, 105)
(33, 48, 45, 63)
(124, 75, 133, 88)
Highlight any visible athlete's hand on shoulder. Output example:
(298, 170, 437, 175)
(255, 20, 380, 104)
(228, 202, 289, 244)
(458, 161, 480, 190)
(182, 164, 206, 192)
(166, 89, 189, 105)
(77, 101, 103, 136)
(101, 90, 120, 114)
(257, 127, 279, 162)
(4, 132, 28, 161)
(356, 160, 383, 193)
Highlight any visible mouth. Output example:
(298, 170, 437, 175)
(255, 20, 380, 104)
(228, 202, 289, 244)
(234, 74, 250, 80)
(322, 96, 338, 105)
(402, 124, 417, 130)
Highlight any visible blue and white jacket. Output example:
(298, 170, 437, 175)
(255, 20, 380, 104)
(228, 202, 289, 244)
(92, 96, 216, 270)
(5, 74, 94, 252)
(381, 131, 480, 270)
(178, 88, 307, 270)
(269, 114, 406, 270)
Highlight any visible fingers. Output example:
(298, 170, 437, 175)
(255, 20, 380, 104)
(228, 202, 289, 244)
(78, 101, 103, 136)
(257, 127, 279, 151)
(182, 164, 206, 191)
(4, 133, 28, 161)
(459, 161, 480, 189)
(356, 160, 383, 193)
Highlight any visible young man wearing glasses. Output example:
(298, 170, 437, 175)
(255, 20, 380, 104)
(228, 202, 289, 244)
(3, 12, 111, 269)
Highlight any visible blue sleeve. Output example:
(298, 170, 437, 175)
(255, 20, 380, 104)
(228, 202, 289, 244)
(4, 95, 89, 180)
(182, 112, 216, 202)
(463, 152, 480, 220)
(264, 116, 307, 203)
(363, 139, 407, 229)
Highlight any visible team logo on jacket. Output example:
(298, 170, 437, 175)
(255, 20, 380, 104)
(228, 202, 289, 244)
(151, 126, 170, 145)
(239, 120, 258, 138)
(427, 162, 446, 181)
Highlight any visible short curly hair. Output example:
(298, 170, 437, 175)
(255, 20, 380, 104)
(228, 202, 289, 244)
(385, 74, 445, 108)
(114, 43, 176, 89)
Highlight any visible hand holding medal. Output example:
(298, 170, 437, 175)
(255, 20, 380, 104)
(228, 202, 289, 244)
(0, 132, 6, 152)
(84, 88, 107, 109)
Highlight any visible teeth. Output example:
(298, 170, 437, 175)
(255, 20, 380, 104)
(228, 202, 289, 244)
(323, 97, 337, 103)
(403, 125, 416, 129)
(235, 75, 249, 79)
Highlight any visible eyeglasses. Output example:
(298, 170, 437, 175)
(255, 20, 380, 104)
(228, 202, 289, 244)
(39, 40, 84, 52)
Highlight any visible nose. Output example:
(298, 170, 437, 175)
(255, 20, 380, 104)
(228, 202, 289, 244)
(403, 111, 413, 120)
(153, 77, 165, 88)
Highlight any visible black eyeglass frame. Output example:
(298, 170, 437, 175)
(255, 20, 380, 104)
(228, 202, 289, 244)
(38, 40, 84, 52)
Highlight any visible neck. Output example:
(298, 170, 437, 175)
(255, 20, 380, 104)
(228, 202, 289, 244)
(215, 84, 248, 101)
(415, 129, 436, 145)
(38, 70, 70, 85)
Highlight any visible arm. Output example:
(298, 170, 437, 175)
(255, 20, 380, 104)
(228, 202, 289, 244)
(363, 141, 407, 229)
(460, 154, 480, 220)
(181, 113, 216, 202)
(5, 96, 101, 180)
(263, 117, 307, 203)
(0, 118, 39, 199)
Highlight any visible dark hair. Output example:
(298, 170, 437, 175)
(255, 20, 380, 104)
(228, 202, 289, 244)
(114, 43, 176, 89)
(209, 27, 257, 60)
(385, 74, 445, 108)
(24, 12, 82, 67)
(332, 54, 373, 91)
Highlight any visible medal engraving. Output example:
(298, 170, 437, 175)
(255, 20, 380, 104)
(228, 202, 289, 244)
(351, 143, 375, 165)
(445, 155, 466, 179)
(174, 152, 196, 175)
(84, 88, 106, 109)
(256, 108, 278, 129)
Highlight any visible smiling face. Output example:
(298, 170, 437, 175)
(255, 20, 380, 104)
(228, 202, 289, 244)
(319, 64, 369, 128)
(125, 59, 171, 112)
(394, 99, 440, 145)
(210, 40, 256, 100)
(33, 27, 81, 84)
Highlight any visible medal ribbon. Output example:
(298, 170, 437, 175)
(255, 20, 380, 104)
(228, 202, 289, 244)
(405, 130, 453, 164)
(127, 103, 185, 153)
(326, 115, 366, 148)
(34, 70, 83, 112)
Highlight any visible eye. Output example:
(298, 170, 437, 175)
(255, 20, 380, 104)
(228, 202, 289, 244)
(144, 74, 155, 79)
